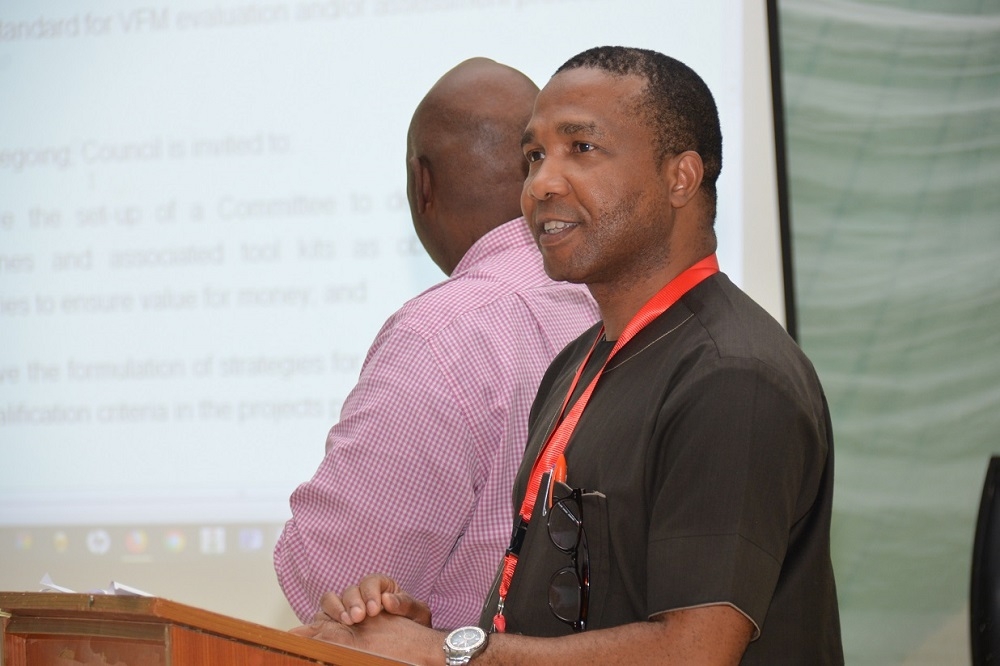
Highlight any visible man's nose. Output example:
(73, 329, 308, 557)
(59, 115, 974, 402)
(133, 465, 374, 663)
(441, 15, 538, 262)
(524, 159, 570, 201)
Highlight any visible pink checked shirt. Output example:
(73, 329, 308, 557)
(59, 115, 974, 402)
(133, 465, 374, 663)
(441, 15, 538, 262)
(274, 218, 599, 629)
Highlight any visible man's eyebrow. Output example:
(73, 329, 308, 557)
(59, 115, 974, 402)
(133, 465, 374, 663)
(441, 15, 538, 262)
(521, 122, 603, 148)
(558, 122, 601, 137)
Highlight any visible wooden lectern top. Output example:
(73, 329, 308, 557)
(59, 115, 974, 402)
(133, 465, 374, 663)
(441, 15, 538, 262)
(0, 591, 411, 666)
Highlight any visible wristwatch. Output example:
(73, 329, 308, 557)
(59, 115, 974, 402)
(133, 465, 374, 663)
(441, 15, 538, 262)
(443, 625, 488, 665)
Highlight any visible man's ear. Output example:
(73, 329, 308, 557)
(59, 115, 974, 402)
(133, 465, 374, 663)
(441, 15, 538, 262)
(667, 151, 705, 208)
(408, 155, 433, 215)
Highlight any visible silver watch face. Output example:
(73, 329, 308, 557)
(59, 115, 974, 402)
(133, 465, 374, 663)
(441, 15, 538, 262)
(447, 626, 486, 651)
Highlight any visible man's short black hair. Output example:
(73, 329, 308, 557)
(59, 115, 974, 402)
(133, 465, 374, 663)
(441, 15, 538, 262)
(556, 46, 723, 220)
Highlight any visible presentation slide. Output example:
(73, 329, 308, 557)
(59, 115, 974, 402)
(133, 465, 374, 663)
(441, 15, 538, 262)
(0, 0, 782, 624)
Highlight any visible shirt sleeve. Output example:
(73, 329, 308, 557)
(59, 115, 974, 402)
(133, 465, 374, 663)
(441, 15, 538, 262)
(274, 320, 479, 624)
(646, 357, 826, 634)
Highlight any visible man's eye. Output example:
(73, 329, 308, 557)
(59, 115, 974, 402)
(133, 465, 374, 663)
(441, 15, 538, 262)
(575, 142, 595, 153)
(525, 150, 544, 163)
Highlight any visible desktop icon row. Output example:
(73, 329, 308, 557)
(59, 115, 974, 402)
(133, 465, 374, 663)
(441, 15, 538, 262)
(12, 526, 274, 557)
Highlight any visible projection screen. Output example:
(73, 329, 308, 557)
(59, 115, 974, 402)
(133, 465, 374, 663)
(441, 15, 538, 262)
(0, 0, 786, 626)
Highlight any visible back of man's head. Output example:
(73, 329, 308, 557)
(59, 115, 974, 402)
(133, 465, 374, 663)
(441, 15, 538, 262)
(407, 58, 539, 275)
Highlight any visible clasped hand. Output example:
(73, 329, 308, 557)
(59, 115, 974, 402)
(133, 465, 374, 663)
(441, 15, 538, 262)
(290, 574, 441, 663)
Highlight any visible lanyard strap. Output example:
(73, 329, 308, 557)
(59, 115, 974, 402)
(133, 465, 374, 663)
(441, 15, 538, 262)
(492, 254, 719, 632)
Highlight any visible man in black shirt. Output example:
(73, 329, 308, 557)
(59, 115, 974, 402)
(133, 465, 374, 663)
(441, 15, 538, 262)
(294, 46, 844, 665)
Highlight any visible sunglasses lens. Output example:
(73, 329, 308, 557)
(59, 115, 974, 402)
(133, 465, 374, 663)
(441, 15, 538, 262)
(548, 567, 581, 621)
(548, 498, 581, 552)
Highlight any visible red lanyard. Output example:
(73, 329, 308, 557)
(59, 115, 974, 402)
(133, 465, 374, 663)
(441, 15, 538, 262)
(492, 255, 719, 632)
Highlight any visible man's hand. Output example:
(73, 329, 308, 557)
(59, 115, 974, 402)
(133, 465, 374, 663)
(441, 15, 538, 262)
(313, 574, 434, 627)
(292, 605, 444, 665)
(289, 613, 359, 644)
(289, 576, 440, 664)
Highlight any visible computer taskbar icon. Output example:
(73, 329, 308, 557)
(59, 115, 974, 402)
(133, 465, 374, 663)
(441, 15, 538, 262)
(86, 529, 111, 555)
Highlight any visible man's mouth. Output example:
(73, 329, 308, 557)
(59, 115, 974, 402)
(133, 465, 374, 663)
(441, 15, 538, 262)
(542, 220, 576, 235)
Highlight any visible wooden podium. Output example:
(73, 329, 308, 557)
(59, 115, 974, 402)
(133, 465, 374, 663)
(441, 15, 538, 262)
(0, 592, 409, 666)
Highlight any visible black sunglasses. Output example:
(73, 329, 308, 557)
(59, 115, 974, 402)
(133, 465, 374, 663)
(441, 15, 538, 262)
(546, 482, 590, 632)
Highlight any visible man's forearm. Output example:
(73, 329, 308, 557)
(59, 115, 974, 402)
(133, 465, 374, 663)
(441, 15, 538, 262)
(301, 603, 751, 666)
(475, 606, 750, 666)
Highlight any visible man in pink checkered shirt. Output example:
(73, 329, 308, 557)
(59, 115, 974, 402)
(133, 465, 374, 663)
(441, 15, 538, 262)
(273, 58, 598, 630)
